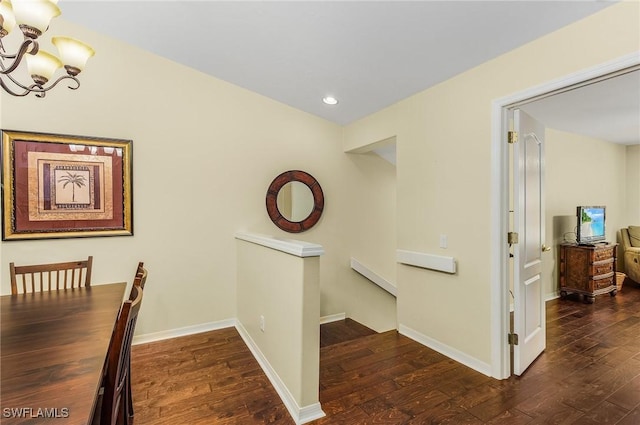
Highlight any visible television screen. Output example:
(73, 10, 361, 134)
(577, 206, 606, 244)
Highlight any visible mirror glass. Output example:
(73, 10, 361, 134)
(276, 181, 314, 222)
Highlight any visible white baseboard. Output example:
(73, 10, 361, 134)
(132, 318, 236, 345)
(320, 312, 346, 325)
(546, 292, 560, 302)
(297, 403, 326, 424)
(235, 321, 325, 425)
(134, 313, 349, 344)
(399, 324, 492, 377)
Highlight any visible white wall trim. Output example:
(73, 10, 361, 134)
(297, 403, 327, 425)
(546, 292, 560, 302)
(320, 312, 346, 325)
(490, 51, 640, 380)
(235, 232, 324, 257)
(350, 257, 397, 296)
(399, 324, 492, 377)
(132, 318, 236, 345)
(490, 97, 511, 380)
(235, 320, 325, 425)
(132, 313, 352, 347)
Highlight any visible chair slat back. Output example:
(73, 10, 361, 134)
(134, 261, 147, 289)
(9, 257, 93, 295)
(101, 285, 143, 425)
(129, 262, 148, 301)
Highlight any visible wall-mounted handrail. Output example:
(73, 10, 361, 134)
(396, 249, 457, 274)
(350, 258, 397, 297)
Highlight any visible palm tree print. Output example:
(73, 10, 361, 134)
(58, 172, 87, 203)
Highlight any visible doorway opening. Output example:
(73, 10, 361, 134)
(491, 53, 640, 379)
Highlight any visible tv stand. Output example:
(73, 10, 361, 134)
(559, 243, 618, 303)
(578, 241, 608, 247)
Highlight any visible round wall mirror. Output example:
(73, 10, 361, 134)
(266, 170, 324, 233)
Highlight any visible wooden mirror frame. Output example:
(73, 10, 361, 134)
(266, 170, 324, 233)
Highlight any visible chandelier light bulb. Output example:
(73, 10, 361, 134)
(12, 0, 60, 36)
(0, 0, 95, 97)
(52, 36, 95, 75)
(25, 49, 61, 84)
(0, 0, 16, 36)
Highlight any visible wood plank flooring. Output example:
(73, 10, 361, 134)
(130, 282, 640, 424)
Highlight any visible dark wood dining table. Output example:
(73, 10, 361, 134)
(1, 282, 126, 425)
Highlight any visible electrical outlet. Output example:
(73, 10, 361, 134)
(260, 315, 265, 332)
(440, 234, 448, 249)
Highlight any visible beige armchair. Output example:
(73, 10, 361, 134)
(620, 226, 640, 283)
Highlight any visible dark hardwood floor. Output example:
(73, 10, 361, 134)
(130, 281, 640, 424)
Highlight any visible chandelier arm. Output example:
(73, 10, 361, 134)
(0, 73, 79, 98)
(0, 76, 33, 97)
(0, 39, 38, 74)
(39, 74, 81, 92)
(3, 67, 35, 90)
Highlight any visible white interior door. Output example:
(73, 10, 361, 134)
(512, 108, 546, 376)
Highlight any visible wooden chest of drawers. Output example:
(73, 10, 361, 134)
(559, 243, 618, 303)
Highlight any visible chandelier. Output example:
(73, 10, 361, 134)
(0, 0, 94, 98)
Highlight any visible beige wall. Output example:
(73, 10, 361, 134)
(236, 239, 320, 409)
(344, 1, 639, 367)
(0, 18, 397, 335)
(544, 128, 628, 298)
(626, 145, 640, 224)
(338, 151, 397, 330)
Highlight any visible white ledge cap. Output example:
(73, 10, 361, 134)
(235, 232, 324, 257)
(396, 249, 456, 274)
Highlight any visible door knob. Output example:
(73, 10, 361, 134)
(542, 245, 551, 252)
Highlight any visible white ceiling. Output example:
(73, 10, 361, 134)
(521, 70, 640, 145)
(61, 1, 638, 144)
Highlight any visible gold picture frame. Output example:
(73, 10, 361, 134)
(1, 130, 133, 240)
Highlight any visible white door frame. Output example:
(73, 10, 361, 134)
(490, 52, 640, 379)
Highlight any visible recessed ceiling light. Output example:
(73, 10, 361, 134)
(322, 96, 338, 105)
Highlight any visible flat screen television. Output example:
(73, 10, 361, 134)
(576, 206, 606, 244)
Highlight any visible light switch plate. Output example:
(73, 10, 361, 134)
(440, 234, 448, 249)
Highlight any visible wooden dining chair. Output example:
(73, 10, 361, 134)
(126, 262, 147, 420)
(9, 256, 93, 295)
(94, 284, 143, 425)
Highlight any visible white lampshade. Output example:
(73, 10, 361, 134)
(12, 0, 60, 34)
(26, 49, 61, 82)
(52, 36, 94, 72)
(0, 0, 16, 35)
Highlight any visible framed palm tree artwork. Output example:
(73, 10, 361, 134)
(1, 130, 133, 240)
